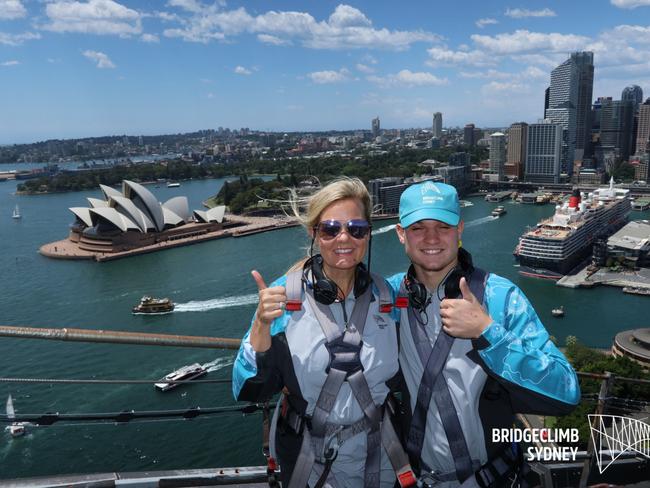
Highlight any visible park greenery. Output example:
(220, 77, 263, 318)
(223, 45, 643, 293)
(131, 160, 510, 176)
(17, 146, 489, 208)
(554, 337, 650, 449)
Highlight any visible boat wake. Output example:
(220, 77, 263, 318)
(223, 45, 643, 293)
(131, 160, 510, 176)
(465, 216, 498, 228)
(372, 224, 396, 235)
(202, 356, 234, 373)
(174, 294, 258, 313)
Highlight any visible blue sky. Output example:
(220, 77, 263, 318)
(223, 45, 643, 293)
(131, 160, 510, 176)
(1, 0, 650, 144)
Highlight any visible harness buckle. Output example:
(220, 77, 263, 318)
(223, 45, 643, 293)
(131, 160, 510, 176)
(285, 300, 302, 311)
(324, 336, 364, 378)
(317, 425, 343, 464)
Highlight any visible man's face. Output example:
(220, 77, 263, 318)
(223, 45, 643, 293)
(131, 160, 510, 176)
(396, 219, 464, 273)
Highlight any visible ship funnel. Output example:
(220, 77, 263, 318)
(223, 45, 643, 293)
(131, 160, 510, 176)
(568, 187, 581, 209)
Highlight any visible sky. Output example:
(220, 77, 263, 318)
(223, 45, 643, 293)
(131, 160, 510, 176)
(1, 0, 650, 144)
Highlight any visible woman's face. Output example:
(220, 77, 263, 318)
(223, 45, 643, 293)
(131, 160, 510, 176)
(314, 198, 369, 272)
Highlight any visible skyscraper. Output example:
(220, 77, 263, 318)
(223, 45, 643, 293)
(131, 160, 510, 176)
(432, 112, 442, 139)
(635, 98, 650, 156)
(573, 52, 594, 158)
(599, 98, 634, 165)
(371, 116, 380, 138)
(464, 123, 475, 146)
(622, 85, 643, 107)
(489, 132, 506, 181)
(544, 52, 594, 175)
(506, 122, 528, 179)
(525, 120, 563, 184)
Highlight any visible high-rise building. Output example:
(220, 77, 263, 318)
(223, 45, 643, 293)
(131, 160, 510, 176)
(371, 117, 380, 138)
(525, 120, 563, 184)
(622, 85, 644, 107)
(489, 133, 506, 180)
(635, 99, 650, 156)
(544, 52, 594, 175)
(464, 123, 475, 146)
(505, 122, 528, 179)
(573, 52, 594, 158)
(599, 98, 635, 164)
(432, 112, 442, 139)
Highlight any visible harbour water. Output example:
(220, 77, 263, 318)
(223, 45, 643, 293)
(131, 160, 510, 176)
(0, 178, 648, 479)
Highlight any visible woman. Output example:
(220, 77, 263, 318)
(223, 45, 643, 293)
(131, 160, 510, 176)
(232, 177, 412, 488)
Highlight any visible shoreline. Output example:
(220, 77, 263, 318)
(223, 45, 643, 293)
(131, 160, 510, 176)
(39, 213, 398, 262)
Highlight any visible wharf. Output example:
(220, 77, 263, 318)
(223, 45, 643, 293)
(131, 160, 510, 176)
(557, 265, 650, 292)
(485, 191, 512, 202)
(632, 198, 650, 210)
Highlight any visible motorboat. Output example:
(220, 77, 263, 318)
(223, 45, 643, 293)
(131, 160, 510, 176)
(551, 306, 565, 317)
(491, 206, 507, 217)
(167, 182, 180, 188)
(154, 363, 207, 391)
(132, 296, 175, 314)
(5, 395, 26, 437)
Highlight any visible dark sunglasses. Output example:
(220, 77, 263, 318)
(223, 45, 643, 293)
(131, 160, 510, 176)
(315, 219, 371, 240)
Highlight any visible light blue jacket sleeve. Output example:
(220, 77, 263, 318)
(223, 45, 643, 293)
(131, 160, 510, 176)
(477, 274, 580, 407)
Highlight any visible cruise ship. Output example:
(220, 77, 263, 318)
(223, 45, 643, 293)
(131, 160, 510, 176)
(514, 178, 631, 279)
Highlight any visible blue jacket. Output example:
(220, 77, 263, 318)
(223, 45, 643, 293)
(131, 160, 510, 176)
(387, 271, 579, 480)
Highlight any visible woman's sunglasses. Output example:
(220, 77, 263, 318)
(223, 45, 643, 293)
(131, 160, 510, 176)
(314, 219, 371, 240)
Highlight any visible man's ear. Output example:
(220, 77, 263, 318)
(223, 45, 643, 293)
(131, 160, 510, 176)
(395, 223, 406, 244)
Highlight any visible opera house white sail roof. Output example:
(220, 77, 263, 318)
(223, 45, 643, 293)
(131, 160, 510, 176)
(70, 180, 225, 235)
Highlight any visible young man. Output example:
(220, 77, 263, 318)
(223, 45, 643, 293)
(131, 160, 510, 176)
(388, 181, 580, 487)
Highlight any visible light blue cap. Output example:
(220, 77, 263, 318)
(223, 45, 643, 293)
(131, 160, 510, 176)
(399, 181, 460, 228)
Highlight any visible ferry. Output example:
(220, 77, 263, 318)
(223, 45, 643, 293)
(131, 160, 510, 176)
(154, 363, 207, 391)
(514, 178, 631, 279)
(132, 296, 175, 314)
(491, 206, 507, 217)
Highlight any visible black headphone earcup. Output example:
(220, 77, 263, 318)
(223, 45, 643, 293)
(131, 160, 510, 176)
(405, 265, 430, 311)
(310, 255, 339, 305)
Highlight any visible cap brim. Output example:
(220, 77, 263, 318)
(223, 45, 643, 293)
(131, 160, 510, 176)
(400, 208, 460, 228)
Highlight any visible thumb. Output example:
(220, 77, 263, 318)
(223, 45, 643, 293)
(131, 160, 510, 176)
(459, 277, 477, 303)
(251, 270, 267, 291)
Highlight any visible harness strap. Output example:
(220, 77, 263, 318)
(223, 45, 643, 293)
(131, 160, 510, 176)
(288, 287, 374, 488)
(370, 271, 393, 313)
(262, 400, 280, 487)
(285, 270, 303, 311)
(404, 268, 488, 483)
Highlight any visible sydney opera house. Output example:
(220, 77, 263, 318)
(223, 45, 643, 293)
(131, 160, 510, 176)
(66, 180, 228, 255)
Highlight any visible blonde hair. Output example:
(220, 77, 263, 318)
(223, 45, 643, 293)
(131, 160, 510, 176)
(287, 177, 372, 271)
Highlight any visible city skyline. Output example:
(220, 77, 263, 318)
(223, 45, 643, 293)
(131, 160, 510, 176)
(1, 0, 650, 144)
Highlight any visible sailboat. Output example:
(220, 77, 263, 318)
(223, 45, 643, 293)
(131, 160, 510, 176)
(12, 204, 21, 219)
(5, 394, 26, 437)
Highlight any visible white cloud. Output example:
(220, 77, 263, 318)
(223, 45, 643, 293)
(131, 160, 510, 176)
(368, 69, 448, 87)
(167, 0, 203, 13)
(356, 63, 375, 74)
(0, 0, 26, 19)
(82, 50, 116, 68)
(44, 0, 142, 37)
(471, 30, 589, 54)
(234, 65, 252, 75)
(0, 31, 40, 46)
(481, 80, 529, 94)
(504, 8, 556, 18)
(426, 46, 494, 67)
(1, 60, 20, 66)
(307, 69, 350, 84)
(476, 18, 498, 29)
(141, 33, 159, 43)
(161, 3, 439, 50)
(460, 69, 510, 79)
(611, 0, 650, 8)
(257, 34, 291, 46)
